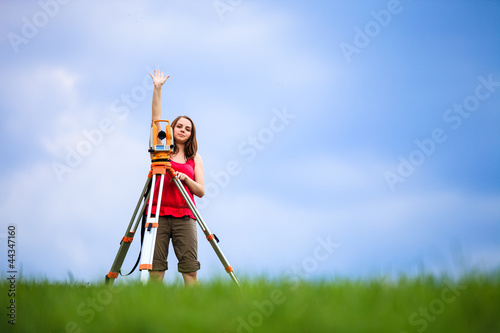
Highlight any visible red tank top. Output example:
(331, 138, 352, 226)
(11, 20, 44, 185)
(148, 159, 196, 219)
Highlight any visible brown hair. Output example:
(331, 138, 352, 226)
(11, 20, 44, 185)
(171, 115, 197, 161)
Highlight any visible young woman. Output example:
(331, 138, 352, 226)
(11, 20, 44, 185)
(148, 69, 205, 286)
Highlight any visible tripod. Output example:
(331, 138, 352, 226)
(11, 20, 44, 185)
(105, 120, 240, 286)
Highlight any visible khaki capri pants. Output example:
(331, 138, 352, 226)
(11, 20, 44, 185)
(150, 215, 200, 273)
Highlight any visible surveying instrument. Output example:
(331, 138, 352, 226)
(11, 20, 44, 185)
(105, 120, 240, 286)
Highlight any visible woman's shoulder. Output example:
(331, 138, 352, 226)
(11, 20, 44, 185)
(193, 153, 203, 166)
(184, 154, 201, 164)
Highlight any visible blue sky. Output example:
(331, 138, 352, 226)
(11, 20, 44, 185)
(0, 0, 499, 283)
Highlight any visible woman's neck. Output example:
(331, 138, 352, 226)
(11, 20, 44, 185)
(172, 143, 186, 161)
(176, 142, 185, 154)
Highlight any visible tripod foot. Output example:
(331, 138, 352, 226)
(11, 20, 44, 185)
(140, 270, 150, 284)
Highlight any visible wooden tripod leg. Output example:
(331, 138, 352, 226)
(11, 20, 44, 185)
(172, 177, 241, 287)
(106, 177, 151, 284)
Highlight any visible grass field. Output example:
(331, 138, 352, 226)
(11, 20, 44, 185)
(1, 271, 499, 333)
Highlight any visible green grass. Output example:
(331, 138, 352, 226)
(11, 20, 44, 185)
(1, 272, 499, 333)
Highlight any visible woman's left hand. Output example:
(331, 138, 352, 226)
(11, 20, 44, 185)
(176, 172, 189, 182)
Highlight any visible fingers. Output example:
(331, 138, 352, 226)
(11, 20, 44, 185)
(150, 70, 158, 81)
(150, 70, 170, 80)
(176, 172, 188, 181)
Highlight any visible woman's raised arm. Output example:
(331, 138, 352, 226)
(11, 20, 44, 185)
(150, 70, 170, 123)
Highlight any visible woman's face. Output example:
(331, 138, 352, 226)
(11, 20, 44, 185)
(173, 117, 192, 143)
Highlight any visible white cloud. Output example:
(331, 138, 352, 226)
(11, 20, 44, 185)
(1, 66, 82, 146)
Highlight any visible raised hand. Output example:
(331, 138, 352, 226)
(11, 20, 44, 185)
(150, 69, 169, 122)
(150, 69, 170, 88)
